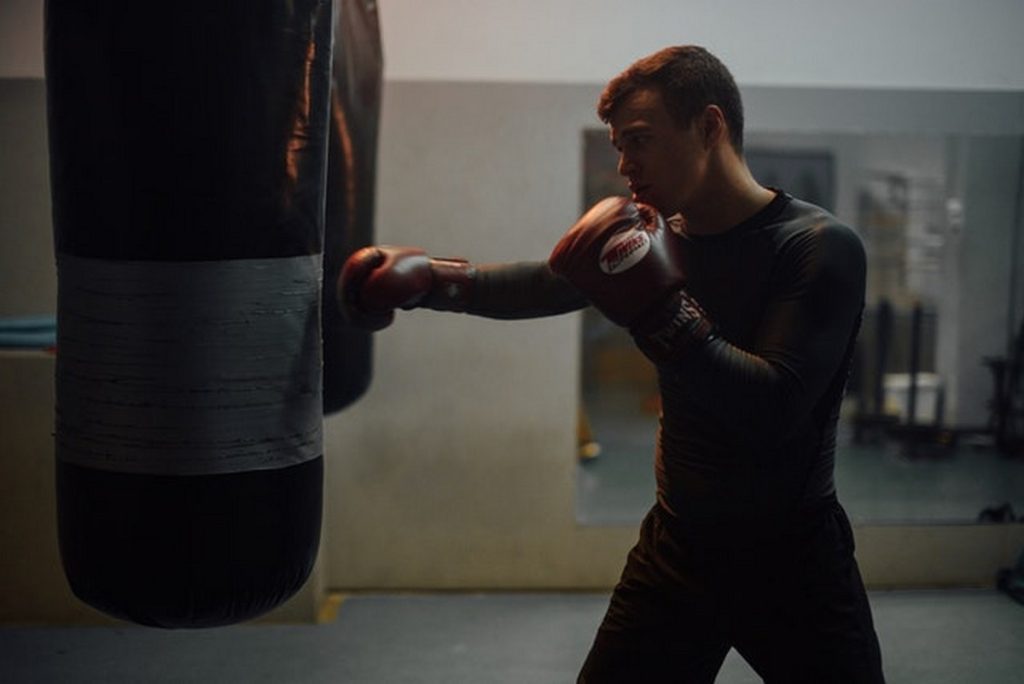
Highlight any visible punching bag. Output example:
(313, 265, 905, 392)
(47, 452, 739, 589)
(321, 0, 384, 414)
(45, 0, 333, 627)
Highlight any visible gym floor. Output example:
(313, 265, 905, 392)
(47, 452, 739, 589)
(1, 589, 1022, 683)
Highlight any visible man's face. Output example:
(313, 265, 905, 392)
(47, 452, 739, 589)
(607, 87, 707, 217)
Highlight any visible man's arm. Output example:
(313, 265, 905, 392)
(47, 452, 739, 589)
(548, 197, 865, 447)
(639, 220, 866, 445)
(338, 246, 587, 329)
(468, 262, 589, 319)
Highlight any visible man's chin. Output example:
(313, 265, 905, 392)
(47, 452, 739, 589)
(632, 188, 660, 209)
(641, 197, 677, 217)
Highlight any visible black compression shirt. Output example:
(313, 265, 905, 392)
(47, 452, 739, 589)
(655, 192, 864, 533)
(465, 190, 865, 536)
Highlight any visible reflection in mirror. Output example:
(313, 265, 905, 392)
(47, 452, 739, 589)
(576, 128, 1024, 526)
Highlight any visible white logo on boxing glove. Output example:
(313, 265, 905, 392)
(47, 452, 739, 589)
(599, 228, 651, 275)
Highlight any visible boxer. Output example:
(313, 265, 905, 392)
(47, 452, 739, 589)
(339, 45, 884, 684)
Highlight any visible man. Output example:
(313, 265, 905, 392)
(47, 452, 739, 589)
(339, 45, 885, 683)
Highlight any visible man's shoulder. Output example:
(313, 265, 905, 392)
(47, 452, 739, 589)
(773, 196, 862, 251)
(763, 196, 865, 287)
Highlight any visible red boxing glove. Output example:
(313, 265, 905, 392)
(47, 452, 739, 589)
(548, 197, 684, 327)
(338, 246, 475, 331)
(549, 197, 715, 361)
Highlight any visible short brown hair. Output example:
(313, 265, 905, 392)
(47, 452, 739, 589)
(597, 45, 745, 153)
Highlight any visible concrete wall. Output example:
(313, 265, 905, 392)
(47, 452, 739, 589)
(324, 81, 615, 589)
(7, 0, 1024, 89)
(0, 79, 53, 315)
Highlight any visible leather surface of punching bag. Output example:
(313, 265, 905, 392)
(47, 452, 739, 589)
(45, 0, 333, 628)
(321, 0, 384, 414)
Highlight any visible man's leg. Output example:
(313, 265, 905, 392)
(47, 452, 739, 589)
(578, 508, 731, 684)
(731, 502, 885, 684)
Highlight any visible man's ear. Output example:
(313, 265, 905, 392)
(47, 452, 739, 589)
(700, 105, 727, 149)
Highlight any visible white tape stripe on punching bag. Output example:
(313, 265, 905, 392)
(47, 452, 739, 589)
(55, 255, 323, 475)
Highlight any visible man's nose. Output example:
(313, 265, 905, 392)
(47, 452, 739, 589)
(617, 153, 633, 177)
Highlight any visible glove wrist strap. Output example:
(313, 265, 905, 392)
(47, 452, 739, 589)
(423, 258, 477, 312)
(631, 288, 715, 363)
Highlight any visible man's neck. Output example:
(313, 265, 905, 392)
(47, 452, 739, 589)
(681, 164, 776, 236)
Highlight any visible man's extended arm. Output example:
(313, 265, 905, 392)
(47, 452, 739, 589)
(338, 246, 587, 329)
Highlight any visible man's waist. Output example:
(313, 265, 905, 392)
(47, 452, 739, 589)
(654, 491, 840, 545)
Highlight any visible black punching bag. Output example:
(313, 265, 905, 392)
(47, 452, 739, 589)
(45, 0, 333, 627)
(321, 0, 383, 414)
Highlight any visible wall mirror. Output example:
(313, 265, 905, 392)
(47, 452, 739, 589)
(576, 123, 1024, 526)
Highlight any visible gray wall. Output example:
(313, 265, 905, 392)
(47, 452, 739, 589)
(8, 1, 1024, 89)
(324, 81, 616, 588)
(0, 79, 53, 316)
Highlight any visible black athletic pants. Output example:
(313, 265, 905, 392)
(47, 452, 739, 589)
(578, 499, 885, 683)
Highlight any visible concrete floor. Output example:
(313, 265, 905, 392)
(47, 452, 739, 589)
(2, 590, 1022, 683)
